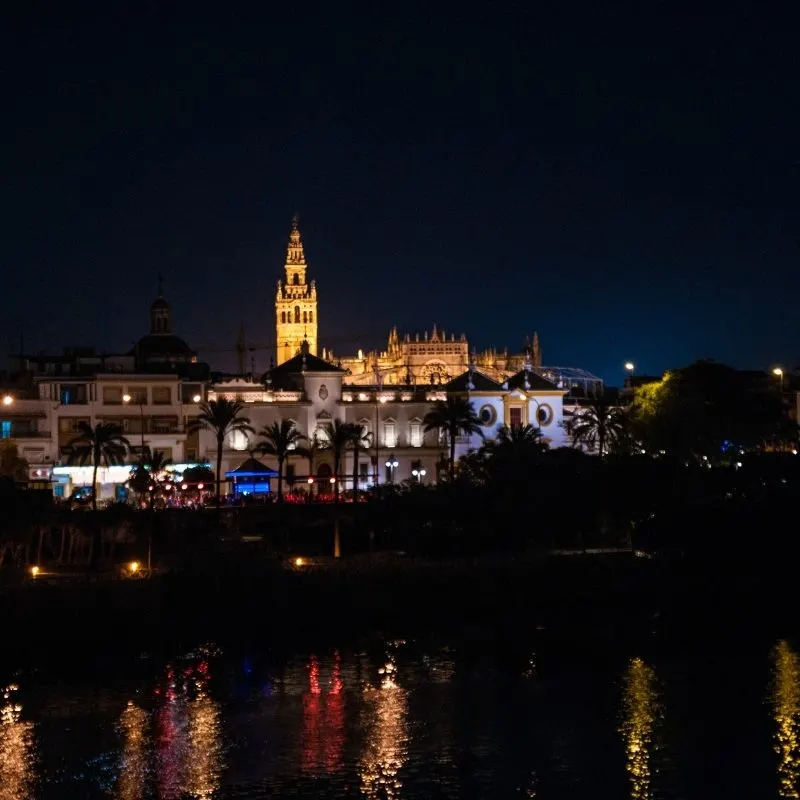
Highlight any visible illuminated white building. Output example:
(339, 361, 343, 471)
(203, 340, 567, 492)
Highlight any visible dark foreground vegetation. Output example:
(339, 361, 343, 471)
(3, 454, 800, 668)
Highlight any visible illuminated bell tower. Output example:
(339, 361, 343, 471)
(275, 215, 318, 363)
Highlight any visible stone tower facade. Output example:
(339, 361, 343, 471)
(275, 216, 318, 363)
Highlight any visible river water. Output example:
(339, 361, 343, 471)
(1, 637, 798, 798)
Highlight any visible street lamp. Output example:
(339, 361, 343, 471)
(773, 367, 785, 393)
(385, 458, 399, 483)
(624, 362, 635, 373)
(411, 467, 427, 483)
(123, 393, 146, 453)
(192, 394, 202, 403)
(2, 394, 13, 406)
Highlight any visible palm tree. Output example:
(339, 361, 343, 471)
(324, 420, 353, 503)
(348, 422, 372, 502)
(423, 396, 483, 481)
(188, 399, 254, 508)
(493, 423, 548, 456)
(566, 395, 626, 458)
(65, 422, 130, 511)
(128, 448, 174, 508)
(257, 419, 307, 503)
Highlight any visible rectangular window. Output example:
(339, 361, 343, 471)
(128, 389, 147, 405)
(59, 418, 73, 433)
(152, 386, 171, 405)
(409, 420, 422, 447)
(510, 407, 522, 427)
(383, 421, 397, 448)
(359, 462, 369, 479)
(103, 387, 122, 404)
(60, 384, 88, 405)
(152, 418, 174, 434)
(1, 421, 10, 439)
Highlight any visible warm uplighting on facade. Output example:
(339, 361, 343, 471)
(620, 657, 660, 800)
(129, 561, 140, 573)
(771, 640, 800, 798)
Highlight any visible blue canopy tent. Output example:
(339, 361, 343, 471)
(225, 457, 279, 498)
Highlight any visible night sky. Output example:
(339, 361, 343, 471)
(3, 3, 798, 384)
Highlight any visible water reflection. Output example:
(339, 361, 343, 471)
(360, 642, 409, 799)
(0, 683, 37, 800)
(117, 650, 222, 799)
(771, 640, 800, 798)
(117, 701, 150, 800)
(302, 651, 345, 774)
(185, 688, 223, 798)
(620, 657, 660, 800)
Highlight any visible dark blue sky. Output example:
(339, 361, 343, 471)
(2, 3, 799, 384)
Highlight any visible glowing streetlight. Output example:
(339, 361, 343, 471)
(129, 561, 140, 573)
(2, 394, 14, 406)
(192, 394, 202, 403)
(307, 477, 314, 484)
(197, 483, 204, 490)
(294, 557, 305, 567)
(624, 362, 635, 373)
(122, 393, 145, 451)
(773, 367, 785, 393)
(30, 565, 40, 577)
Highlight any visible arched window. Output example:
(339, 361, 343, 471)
(308, 311, 313, 323)
(293, 273, 299, 285)
(303, 311, 307, 324)
(294, 306, 301, 323)
(281, 311, 286, 324)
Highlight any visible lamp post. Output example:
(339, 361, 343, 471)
(385, 458, 399, 483)
(411, 467, 427, 483)
(773, 367, 785, 394)
(2, 394, 13, 406)
(122, 393, 146, 454)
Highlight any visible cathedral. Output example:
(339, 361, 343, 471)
(275, 217, 544, 387)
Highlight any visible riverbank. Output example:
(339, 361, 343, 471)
(3, 547, 795, 669)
